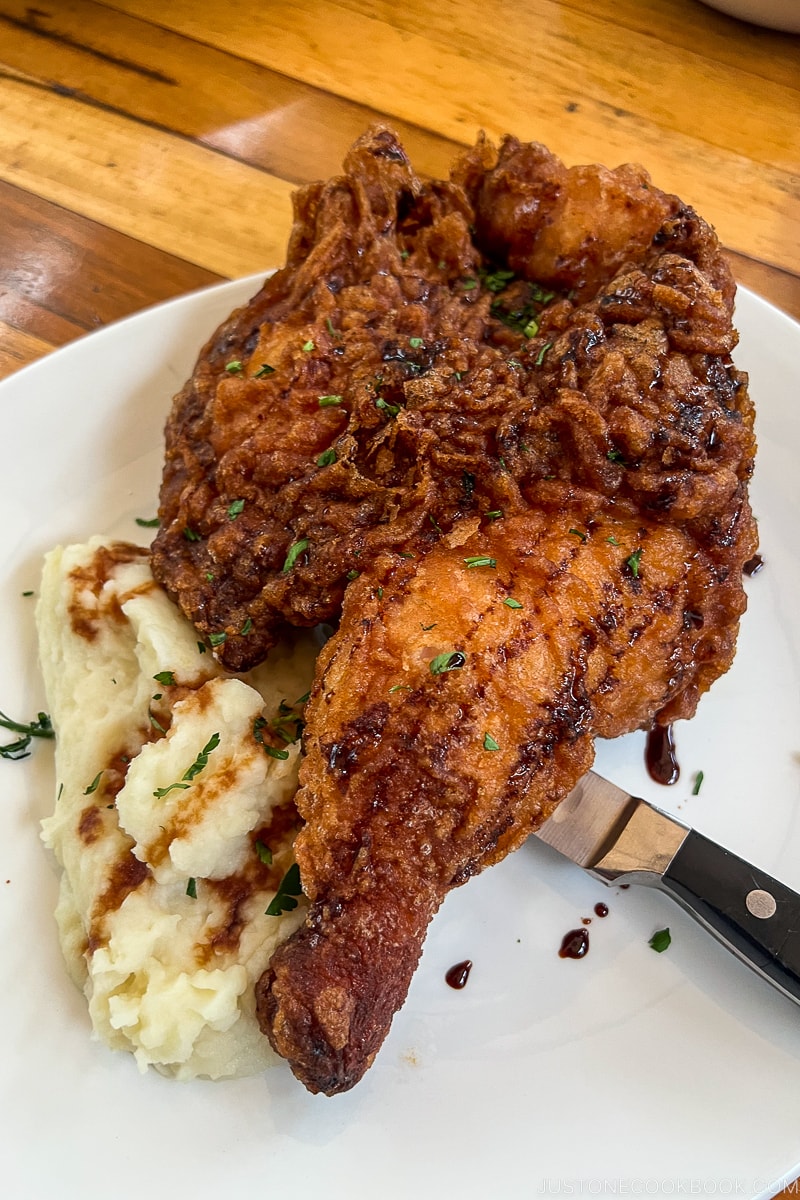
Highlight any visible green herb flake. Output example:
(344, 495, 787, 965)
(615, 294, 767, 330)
(607, 449, 625, 463)
(317, 447, 337, 467)
(483, 732, 500, 751)
(485, 509, 504, 521)
(153, 780, 190, 799)
(692, 771, 705, 796)
(482, 268, 515, 293)
(83, 771, 103, 796)
(255, 840, 273, 865)
(461, 278, 478, 290)
(265, 744, 290, 760)
(302, 339, 315, 352)
(186, 877, 198, 899)
(606, 535, 620, 546)
(148, 708, 168, 735)
(649, 927, 672, 953)
(463, 555, 497, 569)
(389, 684, 413, 694)
(535, 342, 553, 366)
(254, 363, 276, 378)
(318, 394, 343, 407)
(568, 528, 587, 543)
(409, 336, 425, 349)
(325, 317, 341, 339)
(227, 498, 245, 520)
(241, 617, 253, 635)
(135, 516, 160, 528)
(375, 397, 400, 417)
(507, 357, 523, 370)
(429, 651, 466, 675)
(22, 589, 34, 597)
(197, 642, 207, 655)
(376, 586, 384, 600)
(183, 526, 201, 542)
(504, 597, 523, 609)
(626, 549, 643, 578)
(225, 360, 244, 374)
(265, 862, 303, 916)
(208, 631, 227, 647)
(0, 710, 54, 761)
(282, 538, 309, 573)
(182, 732, 221, 782)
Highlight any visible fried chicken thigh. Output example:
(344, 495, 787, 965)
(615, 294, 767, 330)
(152, 128, 757, 1093)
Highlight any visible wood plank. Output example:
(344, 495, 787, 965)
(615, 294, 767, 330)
(97, 2, 800, 278)
(0, 179, 222, 342)
(0, 319, 53, 379)
(0, 0, 457, 184)
(0, 73, 296, 276)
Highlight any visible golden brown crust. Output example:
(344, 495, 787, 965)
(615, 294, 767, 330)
(152, 126, 756, 1092)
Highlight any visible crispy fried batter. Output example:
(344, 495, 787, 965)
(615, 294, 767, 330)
(152, 127, 757, 1093)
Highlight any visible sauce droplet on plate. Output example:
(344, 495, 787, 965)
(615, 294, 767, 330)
(645, 721, 679, 785)
(743, 553, 764, 577)
(594, 902, 609, 918)
(445, 959, 473, 989)
(558, 928, 590, 959)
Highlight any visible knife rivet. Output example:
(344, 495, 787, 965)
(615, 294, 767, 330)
(745, 889, 777, 919)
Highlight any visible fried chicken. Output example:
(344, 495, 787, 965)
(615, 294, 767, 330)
(152, 128, 757, 1093)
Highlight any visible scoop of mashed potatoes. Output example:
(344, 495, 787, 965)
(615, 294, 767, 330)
(38, 538, 319, 1080)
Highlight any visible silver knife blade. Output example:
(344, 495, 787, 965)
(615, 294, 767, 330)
(536, 770, 690, 883)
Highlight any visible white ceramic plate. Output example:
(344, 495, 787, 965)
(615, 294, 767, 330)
(2, 279, 800, 1200)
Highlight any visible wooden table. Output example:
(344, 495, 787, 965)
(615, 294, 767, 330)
(1, 1, 799, 1191)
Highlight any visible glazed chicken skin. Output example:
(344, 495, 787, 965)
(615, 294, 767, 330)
(257, 495, 754, 1094)
(152, 128, 757, 1093)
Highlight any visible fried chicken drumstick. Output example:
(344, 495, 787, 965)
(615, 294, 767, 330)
(153, 128, 757, 1094)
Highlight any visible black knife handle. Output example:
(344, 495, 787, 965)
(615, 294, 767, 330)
(661, 830, 800, 1004)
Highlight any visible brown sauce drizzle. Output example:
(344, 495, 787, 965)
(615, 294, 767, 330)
(445, 959, 473, 989)
(743, 553, 764, 577)
(558, 928, 590, 959)
(645, 720, 679, 785)
(67, 542, 150, 641)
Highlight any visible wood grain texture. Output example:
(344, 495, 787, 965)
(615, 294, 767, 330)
(100, 0, 800, 272)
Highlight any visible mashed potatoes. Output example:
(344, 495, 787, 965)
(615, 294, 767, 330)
(38, 538, 319, 1080)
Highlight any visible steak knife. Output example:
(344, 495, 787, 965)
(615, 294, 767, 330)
(536, 770, 800, 1004)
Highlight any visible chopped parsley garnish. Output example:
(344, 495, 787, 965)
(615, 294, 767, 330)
(255, 840, 273, 865)
(463, 555, 496, 569)
(318, 394, 343, 407)
(568, 528, 587, 542)
(282, 538, 309, 573)
(409, 336, 425, 349)
(692, 771, 705, 796)
(504, 596, 523, 609)
(253, 713, 294, 759)
(254, 363, 276, 378)
(429, 651, 466, 675)
(461, 278, 478, 290)
(183, 526, 201, 542)
(153, 732, 220, 798)
(225, 360, 244, 373)
(649, 928, 671, 953)
(197, 641, 207, 654)
(148, 708, 167, 735)
(183, 732, 221, 781)
(535, 342, 553, 366)
(317, 447, 337, 467)
(208, 631, 227, 647)
(83, 771, 103, 795)
(626, 549, 643, 578)
(22, 590, 34, 597)
(607, 449, 625, 463)
(483, 732, 500, 751)
(606, 535, 620, 546)
(241, 617, 253, 635)
(346, 569, 359, 580)
(265, 863, 303, 916)
(135, 516, 160, 528)
(389, 684, 413, 694)
(302, 339, 315, 352)
(325, 317, 341, 339)
(186, 877, 197, 899)
(0, 710, 54, 760)
(227, 498, 245, 520)
(482, 267, 515, 293)
(485, 509, 504, 521)
(375, 397, 400, 417)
